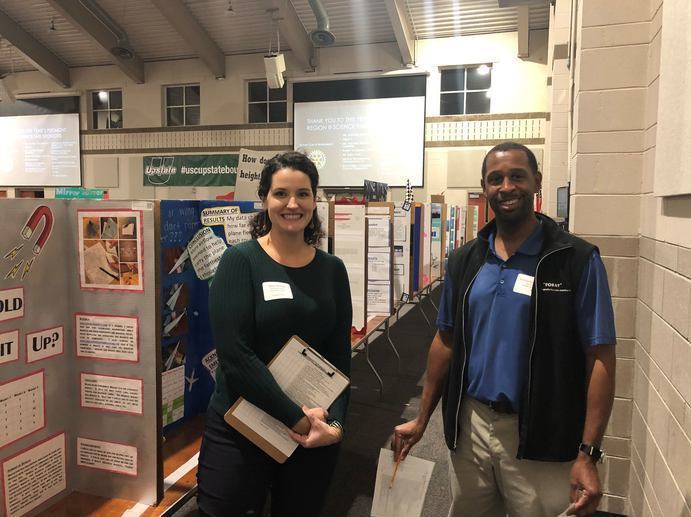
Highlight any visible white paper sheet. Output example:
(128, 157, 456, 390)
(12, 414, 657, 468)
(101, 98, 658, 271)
(371, 449, 435, 517)
(76, 314, 138, 361)
(334, 205, 367, 330)
(367, 216, 390, 247)
(368, 251, 390, 281)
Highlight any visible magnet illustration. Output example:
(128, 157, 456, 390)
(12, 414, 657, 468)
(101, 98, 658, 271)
(3, 205, 54, 281)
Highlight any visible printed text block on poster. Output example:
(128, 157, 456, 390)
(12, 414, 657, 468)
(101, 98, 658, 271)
(2, 432, 66, 517)
(76, 313, 139, 362)
(77, 437, 138, 476)
(80, 373, 143, 415)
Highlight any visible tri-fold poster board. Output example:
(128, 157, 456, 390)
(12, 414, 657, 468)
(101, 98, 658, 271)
(0, 199, 161, 515)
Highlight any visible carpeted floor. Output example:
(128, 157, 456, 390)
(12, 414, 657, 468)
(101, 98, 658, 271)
(320, 289, 450, 517)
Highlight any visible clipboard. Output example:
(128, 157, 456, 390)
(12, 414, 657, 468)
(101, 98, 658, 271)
(224, 335, 350, 463)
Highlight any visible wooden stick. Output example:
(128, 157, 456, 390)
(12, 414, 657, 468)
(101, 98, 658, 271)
(389, 456, 402, 489)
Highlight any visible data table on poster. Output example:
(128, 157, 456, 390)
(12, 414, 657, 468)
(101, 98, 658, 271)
(0, 371, 45, 448)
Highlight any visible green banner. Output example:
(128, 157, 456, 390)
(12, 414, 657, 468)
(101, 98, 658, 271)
(55, 187, 106, 199)
(143, 154, 238, 187)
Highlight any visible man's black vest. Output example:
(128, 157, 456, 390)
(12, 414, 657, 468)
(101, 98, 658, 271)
(443, 213, 596, 461)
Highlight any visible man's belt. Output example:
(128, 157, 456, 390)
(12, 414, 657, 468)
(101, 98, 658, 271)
(479, 399, 514, 414)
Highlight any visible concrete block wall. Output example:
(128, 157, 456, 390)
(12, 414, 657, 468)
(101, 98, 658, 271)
(568, 0, 650, 512)
(560, 0, 691, 514)
(627, 0, 691, 515)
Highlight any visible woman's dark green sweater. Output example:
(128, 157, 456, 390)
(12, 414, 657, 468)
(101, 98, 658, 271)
(208, 239, 352, 429)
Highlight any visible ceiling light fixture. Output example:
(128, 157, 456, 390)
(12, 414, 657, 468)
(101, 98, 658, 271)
(49, 19, 57, 31)
(226, 1, 235, 15)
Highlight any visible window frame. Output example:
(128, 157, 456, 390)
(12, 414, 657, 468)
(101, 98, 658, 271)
(90, 89, 123, 130)
(246, 79, 288, 124)
(164, 83, 201, 127)
(439, 64, 492, 116)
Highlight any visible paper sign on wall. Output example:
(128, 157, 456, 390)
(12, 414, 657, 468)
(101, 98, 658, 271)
(77, 437, 138, 476)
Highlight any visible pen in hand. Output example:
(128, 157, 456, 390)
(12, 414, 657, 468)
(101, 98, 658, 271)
(389, 456, 402, 489)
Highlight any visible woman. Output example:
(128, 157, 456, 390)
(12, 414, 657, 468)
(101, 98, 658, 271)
(197, 151, 352, 517)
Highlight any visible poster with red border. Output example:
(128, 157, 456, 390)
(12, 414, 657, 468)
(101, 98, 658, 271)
(1, 432, 66, 517)
(75, 313, 139, 363)
(77, 209, 144, 292)
(79, 373, 143, 416)
(76, 436, 138, 477)
(0, 370, 46, 450)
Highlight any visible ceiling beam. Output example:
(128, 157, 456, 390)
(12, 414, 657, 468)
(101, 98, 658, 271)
(262, 0, 313, 71)
(46, 0, 144, 84)
(0, 9, 70, 87)
(517, 6, 530, 57)
(383, 0, 415, 66)
(150, 0, 225, 79)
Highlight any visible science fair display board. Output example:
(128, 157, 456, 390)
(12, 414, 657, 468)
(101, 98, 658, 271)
(366, 203, 394, 318)
(421, 203, 432, 288)
(158, 199, 332, 430)
(393, 202, 412, 303)
(411, 203, 426, 294)
(0, 199, 161, 516)
(159, 200, 260, 431)
(430, 201, 446, 281)
(333, 204, 367, 332)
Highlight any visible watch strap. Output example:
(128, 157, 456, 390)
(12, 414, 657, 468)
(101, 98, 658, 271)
(579, 442, 604, 463)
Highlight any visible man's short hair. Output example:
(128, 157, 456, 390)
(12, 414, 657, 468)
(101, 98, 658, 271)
(481, 142, 539, 179)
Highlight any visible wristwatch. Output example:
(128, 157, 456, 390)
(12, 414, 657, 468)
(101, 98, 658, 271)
(579, 442, 605, 463)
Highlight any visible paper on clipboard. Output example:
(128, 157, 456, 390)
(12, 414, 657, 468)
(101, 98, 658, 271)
(371, 449, 435, 517)
(225, 335, 349, 463)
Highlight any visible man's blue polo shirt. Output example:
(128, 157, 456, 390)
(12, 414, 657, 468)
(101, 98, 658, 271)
(436, 222, 615, 411)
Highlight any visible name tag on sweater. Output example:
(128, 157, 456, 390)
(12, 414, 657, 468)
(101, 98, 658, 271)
(262, 282, 293, 301)
(513, 274, 534, 296)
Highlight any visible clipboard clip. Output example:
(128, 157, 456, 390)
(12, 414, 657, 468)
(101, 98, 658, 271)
(300, 348, 335, 377)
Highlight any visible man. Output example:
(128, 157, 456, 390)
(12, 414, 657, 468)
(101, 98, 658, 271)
(392, 142, 616, 517)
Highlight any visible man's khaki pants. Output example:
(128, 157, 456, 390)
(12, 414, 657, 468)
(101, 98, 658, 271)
(447, 398, 573, 517)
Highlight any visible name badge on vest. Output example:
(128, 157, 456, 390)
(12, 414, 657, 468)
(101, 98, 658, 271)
(513, 274, 534, 296)
(262, 282, 293, 301)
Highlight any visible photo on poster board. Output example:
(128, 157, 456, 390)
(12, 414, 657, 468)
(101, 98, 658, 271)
(78, 210, 144, 291)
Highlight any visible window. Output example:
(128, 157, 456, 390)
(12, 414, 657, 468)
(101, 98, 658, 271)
(165, 84, 200, 126)
(91, 89, 123, 129)
(440, 65, 492, 115)
(248, 80, 287, 123)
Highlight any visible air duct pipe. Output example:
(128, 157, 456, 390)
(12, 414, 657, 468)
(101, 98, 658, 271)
(79, 0, 135, 59)
(307, 0, 335, 46)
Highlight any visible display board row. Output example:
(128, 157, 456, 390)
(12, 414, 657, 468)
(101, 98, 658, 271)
(0, 197, 464, 514)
